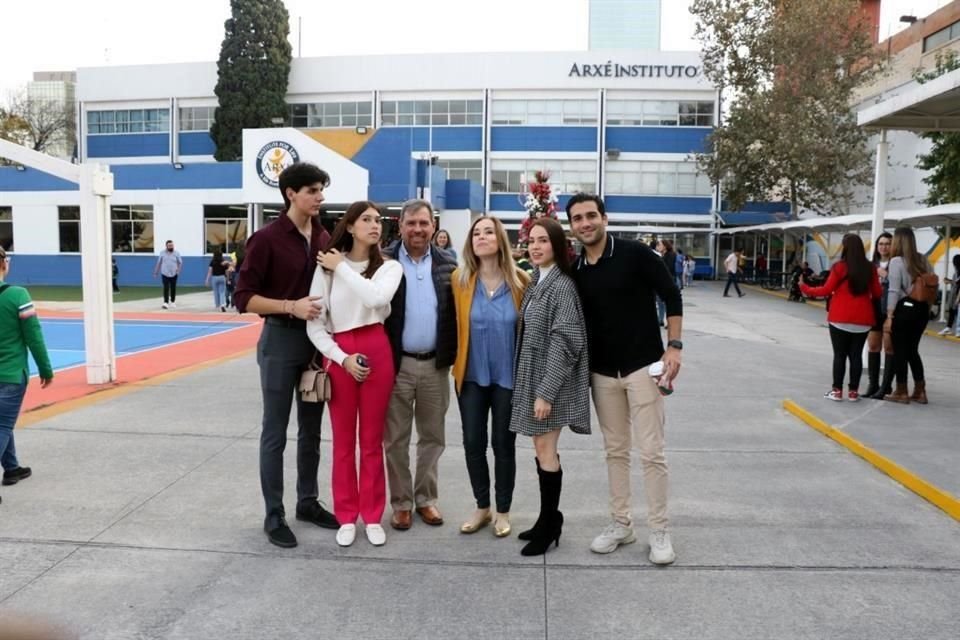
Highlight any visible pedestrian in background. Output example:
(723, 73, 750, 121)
(723, 249, 746, 298)
(434, 229, 457, 260)
(509, 217, 590, 557)
(884, 227, 935, 405)
(0, 245, 53, 506)
(451, 216, 530, 538)
(800, 234, 882, 402)
(937, 253, 960, 337)
(866, 232, 893, 398)
(153, 239, 182, 309)
(205, 249, 229, 312)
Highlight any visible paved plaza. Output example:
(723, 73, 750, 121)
(1, 283, 958, 639)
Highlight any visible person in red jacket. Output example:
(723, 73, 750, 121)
(800, 234, 882, 402)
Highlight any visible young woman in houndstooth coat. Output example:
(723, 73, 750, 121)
(509, 217, 590, 556)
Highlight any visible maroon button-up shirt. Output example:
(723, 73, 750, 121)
(233, 214, 331, 315)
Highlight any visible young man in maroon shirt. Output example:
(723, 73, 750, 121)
(234, 162, 338, 548)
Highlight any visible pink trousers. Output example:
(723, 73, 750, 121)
(327, 323, 395, 525)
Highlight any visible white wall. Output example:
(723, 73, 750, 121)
(11, 205, 59, 254)
(438, 209, 477, 262)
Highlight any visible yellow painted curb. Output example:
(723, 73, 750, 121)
(783, 399, 960, 521)
(19, 349, 255, 428)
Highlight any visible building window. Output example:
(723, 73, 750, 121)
(605, 161, 712, 196)
(490, 159, 596, 194)
(110, 205, 154, 253)
(203, 205, 248, 254)
(923, 20, 960, 52)
(380, 100, 483, 126)
(288, 101, 373, 128)
(490, 99, 598, 125)
(607, 100, 714, 127)
(436, 159, 483, 183)
(88, 109, 170, 134)
(180, 106, 215, 132)
(58, 206, 81, 252)
(0, 208, 12, 251)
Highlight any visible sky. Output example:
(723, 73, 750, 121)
(0, 0, 953, 95)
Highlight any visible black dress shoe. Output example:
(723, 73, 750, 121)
(265, 517, 298, 548)
(2, 467, 31, 486)
(295, 501, 339, 529)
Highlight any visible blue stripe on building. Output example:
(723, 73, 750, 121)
(604, 195, 712, 214)
(0, 167, 77, 191)
(0, 163, 241, 192)
(178, 132, 216, 156)
(353, 129, 420, 203)
(491, 127, 597, 152)
(87, 134, 170, 158)
(605, 127, 710, 154)
(490, 193, 575, 212)
(7, 255, 212, 287)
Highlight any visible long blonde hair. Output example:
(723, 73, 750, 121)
(891, 227, 929, 278)
(458, 216, 529, 298)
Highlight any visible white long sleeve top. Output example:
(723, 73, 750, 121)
(306, 258, 403, 365)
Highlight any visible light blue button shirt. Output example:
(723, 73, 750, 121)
(398, 243, 438, 353)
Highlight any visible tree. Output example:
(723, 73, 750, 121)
(1, 89, 74, 156)
(211, 0, 293, 161)
(914, 51, 960, 206)
(690, 0, 885, 216)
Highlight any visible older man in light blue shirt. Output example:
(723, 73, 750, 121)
(383, 199, 458, 531)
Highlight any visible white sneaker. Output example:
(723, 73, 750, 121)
(336, 524, 356, 547)
(169, 302, 177, 309)
(649, 529, 676, 565)
(161, 303, 168, 309)
(365, 524, 386, 546)
(589, 521, 636, 554)
(938, 327, 951, 335)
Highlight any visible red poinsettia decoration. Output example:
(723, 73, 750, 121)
(518, 170, 560, 244)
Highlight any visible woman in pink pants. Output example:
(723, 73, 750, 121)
(307, 201, 403, 547)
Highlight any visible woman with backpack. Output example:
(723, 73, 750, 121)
(800, 234, 882, 402)
(884, 227, 936, 405)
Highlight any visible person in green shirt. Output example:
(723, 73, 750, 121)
(0, 245, 53, 504)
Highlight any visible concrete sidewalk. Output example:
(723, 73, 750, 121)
(1, 282, 958, 639)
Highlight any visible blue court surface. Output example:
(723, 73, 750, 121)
(29, 318, 249, 375)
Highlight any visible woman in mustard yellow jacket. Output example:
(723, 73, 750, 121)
(452, 216, 530, 537)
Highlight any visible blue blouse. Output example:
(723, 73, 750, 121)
(464, 282, 517, 390)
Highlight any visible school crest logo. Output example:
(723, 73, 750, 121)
(256, 141, 300, 187)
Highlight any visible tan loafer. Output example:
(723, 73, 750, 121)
(460, 508, 492, 534)
(493, 512, 511, 537)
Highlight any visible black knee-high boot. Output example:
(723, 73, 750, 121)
(520, 465, 563, 556)
(870, 353, 895, 399)
(518, 458, 542, 541)
(864, 351, 881, 397)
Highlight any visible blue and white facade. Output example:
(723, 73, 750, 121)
(0, 51, 717, 285)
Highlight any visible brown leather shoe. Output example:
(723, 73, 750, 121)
(910, 381, 928, 405)
(884, 383, 910, 404)
(416, 505, 444, 526)
(390, 510, 412, 531)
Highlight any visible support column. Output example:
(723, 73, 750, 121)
(752, 234, 758, 281)
(782, 231, 788, 287)
(942, 221, 952, 323)
(870, 130, 888, 252)
(79, 163, 116, 384)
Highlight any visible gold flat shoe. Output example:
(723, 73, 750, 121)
(493, 512, 511, 537)
(460, 509, 492, 534)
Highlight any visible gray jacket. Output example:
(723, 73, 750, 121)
(509, 266, 591, 436)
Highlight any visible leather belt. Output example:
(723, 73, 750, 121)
(265, 315, 306, 329)
(402, 350, 437, 361)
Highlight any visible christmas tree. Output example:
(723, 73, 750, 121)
(518, 170, 559, 244)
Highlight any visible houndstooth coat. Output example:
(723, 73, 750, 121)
(509, 266, 591, 436)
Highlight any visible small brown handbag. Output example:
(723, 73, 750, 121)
(299, 353, 331, 403)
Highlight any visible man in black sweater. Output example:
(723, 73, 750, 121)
(567, 193, 683, 565)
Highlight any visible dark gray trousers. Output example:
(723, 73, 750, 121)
(256, 322, 324, 525)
